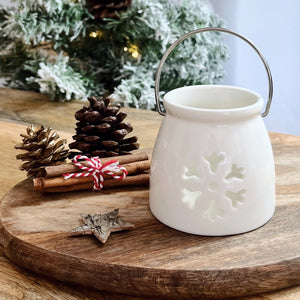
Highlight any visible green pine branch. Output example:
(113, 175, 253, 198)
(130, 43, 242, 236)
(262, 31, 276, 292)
(0, 0, 229, 108)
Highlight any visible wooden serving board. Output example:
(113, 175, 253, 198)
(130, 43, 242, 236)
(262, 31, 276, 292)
(1, 87, 300, 299)
(0, 162, 300, 300)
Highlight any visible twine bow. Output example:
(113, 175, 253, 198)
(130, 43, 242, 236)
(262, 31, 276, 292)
(63, 155, 128, 191)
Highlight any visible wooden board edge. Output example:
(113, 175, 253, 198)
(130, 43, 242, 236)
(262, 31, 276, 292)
(1, 219, 300, 299)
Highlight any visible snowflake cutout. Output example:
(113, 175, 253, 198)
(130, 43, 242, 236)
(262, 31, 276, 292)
(182, 152, 246, 220)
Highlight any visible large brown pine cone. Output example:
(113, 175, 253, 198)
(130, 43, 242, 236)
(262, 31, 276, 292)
(14, 125, 69, 178)
(88, 0, 132, 20)
(69, 96, 139, 158)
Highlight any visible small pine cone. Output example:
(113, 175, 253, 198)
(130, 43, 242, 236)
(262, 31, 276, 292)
(69, 96, 140, 158)
(15, 125, 69, 178)
(88, 0, 132, 20)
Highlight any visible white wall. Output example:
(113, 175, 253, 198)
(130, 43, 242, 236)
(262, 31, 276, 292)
(212, 0, 300, 136)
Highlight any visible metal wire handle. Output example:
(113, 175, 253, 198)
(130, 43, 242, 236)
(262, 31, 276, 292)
(155, 27, 273, 117)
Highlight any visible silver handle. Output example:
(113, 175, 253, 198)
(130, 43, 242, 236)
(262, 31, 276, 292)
(155, 27, 273, 117)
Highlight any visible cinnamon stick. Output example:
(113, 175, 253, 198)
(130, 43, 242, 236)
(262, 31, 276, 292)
(33, 160, 150, 189)
(38, 152, 149, 178)
(34, 173, 149, 193)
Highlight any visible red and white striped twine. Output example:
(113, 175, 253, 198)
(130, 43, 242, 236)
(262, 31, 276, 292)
(63, 155, 128, 191)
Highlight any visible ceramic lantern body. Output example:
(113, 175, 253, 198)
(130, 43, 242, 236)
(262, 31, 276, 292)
(149, 85, 275, 235)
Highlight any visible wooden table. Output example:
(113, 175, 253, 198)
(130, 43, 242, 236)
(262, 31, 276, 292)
(0, 87, 299, 299)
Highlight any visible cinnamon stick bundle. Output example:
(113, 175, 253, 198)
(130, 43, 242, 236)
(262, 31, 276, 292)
(34, 174, 150, 193)
(33, 152, 150, 193)
(38, 152, 148, 178)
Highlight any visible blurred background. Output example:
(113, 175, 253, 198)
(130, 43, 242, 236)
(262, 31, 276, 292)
(1, 0, 299, 135)
(212, 0, 300, 135)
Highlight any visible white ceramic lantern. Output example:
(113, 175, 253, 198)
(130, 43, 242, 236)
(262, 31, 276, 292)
(149, 28, 275, 236)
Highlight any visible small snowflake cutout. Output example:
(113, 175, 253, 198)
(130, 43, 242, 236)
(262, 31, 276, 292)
(182, 152, 246, 220)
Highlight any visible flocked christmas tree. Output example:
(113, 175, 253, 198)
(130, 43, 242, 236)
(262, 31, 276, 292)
(0, 0, 229, 109)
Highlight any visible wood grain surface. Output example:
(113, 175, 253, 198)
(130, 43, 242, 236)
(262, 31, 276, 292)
(0, 155, 300, 299)
(0, 87, 300, 299)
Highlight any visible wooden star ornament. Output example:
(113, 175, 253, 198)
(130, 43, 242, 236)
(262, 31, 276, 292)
(70, 209, 135, 243)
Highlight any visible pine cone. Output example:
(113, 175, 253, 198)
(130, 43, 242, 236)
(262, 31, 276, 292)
(15, 125, 69, 178)
(88, 0, 132, 20)
(69, 96, 139, 158)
